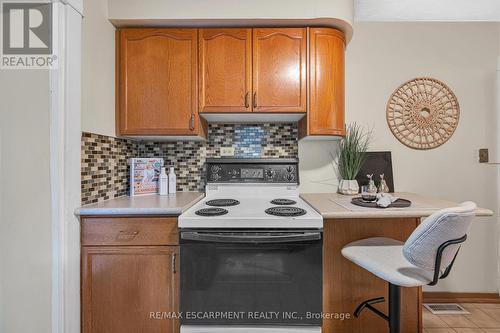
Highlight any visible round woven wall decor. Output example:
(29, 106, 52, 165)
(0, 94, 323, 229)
(386, 77, 460, 150)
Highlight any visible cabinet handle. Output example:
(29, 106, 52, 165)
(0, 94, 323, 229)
(172, 253, 177, 274)
(189, 114, 195, 130)
(244, 92, 249, 108)
(253, 92, 257, 108)
(116, 230, 139, 241)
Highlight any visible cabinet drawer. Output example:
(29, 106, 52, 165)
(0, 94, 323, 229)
(81, 217, 178, 246)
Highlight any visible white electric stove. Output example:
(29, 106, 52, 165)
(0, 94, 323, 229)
(179, 184, 322, 229)
(179, 158, 323, 333)
(179, 158, 322, 229)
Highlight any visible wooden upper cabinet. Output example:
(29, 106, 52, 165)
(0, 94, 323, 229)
(82, 246, 179, 333)
(252, 28, 307, 113)
(300, 28, 346, 138)
(117, 29, 205, 137)
(115, 27, 345, 139)
(199, 29, 252, 113)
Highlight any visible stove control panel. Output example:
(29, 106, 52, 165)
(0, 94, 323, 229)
(206, 158, 299, 184)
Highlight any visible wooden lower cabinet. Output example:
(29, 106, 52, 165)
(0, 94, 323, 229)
(81, 216, 180, 333)
(81, 245, 179, 333)
(323, 218, 422, 333)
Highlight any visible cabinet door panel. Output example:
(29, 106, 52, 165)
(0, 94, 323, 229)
(82, 246, 179, 333)
(199, 29, 252, 113)
(308, 28, 345, 136)
(118, 29, 198, 136)
(253, 28, 306, 113)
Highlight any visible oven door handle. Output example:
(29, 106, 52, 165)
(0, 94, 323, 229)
(180, 232, 321, 243)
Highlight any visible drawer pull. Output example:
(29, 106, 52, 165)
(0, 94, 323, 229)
(116, 230, 139, 241)
(253, 92, 257, 108)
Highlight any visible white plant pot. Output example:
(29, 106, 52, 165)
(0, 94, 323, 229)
(338, 179, 359, 195)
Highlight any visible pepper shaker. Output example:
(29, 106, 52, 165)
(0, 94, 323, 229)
(367, 174, 377, 193)
(378, 174, 390, 193)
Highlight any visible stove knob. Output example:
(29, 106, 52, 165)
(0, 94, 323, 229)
(286, 173, 295, 181)
(211, 165, 221, 173)
(266, 169, 275, 178)
(211, 173, 221, 181)
(286, 165, 295, 173)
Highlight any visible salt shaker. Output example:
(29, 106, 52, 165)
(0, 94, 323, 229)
(378, 174, 390, 193)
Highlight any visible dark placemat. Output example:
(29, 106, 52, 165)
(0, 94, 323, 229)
(351, 197, 412, 209)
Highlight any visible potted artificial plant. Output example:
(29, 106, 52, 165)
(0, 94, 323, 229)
(336, 123, 371, 195)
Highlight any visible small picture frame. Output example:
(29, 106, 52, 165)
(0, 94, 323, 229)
(130, 158, 164, 196)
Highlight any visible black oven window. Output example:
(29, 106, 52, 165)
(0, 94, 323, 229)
(180, 239, 322, 325)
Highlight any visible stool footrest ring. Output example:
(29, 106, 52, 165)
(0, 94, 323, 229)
(354, 297, 388, 321)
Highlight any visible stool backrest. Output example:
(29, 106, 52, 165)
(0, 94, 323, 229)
(403, 202, 476, 273)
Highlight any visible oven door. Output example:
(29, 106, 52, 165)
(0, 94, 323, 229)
(180, 230, 322, 326)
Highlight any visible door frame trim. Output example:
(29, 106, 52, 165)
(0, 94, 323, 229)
(50, 2, 82, 333)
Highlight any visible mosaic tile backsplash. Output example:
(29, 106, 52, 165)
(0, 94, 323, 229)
(81, 123, 298, 205)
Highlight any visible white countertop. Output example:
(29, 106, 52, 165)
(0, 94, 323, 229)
(75, 192, 205, 216)
(300, 192, 494, 219)
(76, 191, 494, 219)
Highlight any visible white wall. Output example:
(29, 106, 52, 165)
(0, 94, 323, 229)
(301, 22, 499, 292)
(81, 0, 116, 137)
(0, 70, 52, 332)
(496, 23, 500, 293)
(0, 127, 3, 330)
(108, 0, 353, 23)
(355, 0, 500, 21)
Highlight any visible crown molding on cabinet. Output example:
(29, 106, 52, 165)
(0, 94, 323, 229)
(110, 18, 354, 43)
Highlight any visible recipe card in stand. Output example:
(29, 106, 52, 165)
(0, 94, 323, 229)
(130, 158, 164, 196)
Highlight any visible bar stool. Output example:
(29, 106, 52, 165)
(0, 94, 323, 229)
(341, 202, 477, 333)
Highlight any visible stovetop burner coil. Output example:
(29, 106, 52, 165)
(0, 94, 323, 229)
(206, 199, 240, 207)
(270, 198, 297, 205)
(195, 207, 229, 216)
(265, 206, 307, 217)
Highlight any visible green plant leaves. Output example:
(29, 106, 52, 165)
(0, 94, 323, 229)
(336, 123, 371, 180)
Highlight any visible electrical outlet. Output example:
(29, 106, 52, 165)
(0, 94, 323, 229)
(220, 147, 235, 157)
(479, 148, 489, 163)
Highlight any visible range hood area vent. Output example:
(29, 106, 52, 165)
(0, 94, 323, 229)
(200, 113, 305, 124)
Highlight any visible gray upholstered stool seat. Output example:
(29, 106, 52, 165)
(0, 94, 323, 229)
(341, 201, 477, 333)
(341, 237, 433, 287)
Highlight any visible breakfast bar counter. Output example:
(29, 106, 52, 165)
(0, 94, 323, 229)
(301, 192, 493, 333)
(300, 192, 494, 219)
